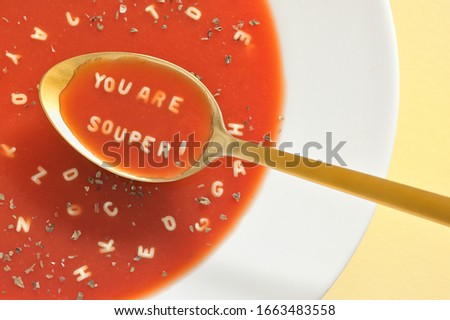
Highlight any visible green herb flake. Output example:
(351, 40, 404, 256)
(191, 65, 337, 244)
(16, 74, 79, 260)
(195, 196, 211, 206)
(190, 72, 203, 81)
(32, 281, 40, 290)
(45, 223, 55, 233)
(87, 280, 97, 288)
(24, 263, 36, 274)
(71, 230, 82, 241)
(12, 276, 25, 289)
(249, 19, 260, 26)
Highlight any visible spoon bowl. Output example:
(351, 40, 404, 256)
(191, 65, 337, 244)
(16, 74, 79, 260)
(40, 52, 450, 226)
(39, 52, 225, 183)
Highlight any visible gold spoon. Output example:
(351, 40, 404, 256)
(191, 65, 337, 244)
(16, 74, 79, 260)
(39, 52, 450, 226)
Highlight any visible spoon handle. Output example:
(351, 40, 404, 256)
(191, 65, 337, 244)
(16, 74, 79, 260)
(229, 139, 450, 226)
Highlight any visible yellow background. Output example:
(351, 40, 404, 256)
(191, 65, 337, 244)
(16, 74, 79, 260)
(325, 0, 450, 299)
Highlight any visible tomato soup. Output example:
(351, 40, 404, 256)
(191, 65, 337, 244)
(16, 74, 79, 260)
(0, 0, 283, 299)
(59, 56, 214, 180)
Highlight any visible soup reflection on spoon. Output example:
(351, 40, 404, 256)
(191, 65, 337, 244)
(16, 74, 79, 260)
(40, 52, 450, 226)
(57, 55, 213, 181)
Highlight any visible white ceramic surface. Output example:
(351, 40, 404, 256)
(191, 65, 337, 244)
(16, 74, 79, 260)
(155, 0, 399, 299)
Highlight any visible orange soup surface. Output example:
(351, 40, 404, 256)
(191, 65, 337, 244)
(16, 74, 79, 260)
(0, 0, 283, 299)
(59, 57, 214, 180)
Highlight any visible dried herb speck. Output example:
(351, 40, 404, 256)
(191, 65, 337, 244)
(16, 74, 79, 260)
(71, 230, 82, 241)
(45, 223, 55, 233)
(12, 276, 25, 289)
(24, 263, 36, 274)
(249, 19, 260, 26)
(195, 196, 211, 206)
